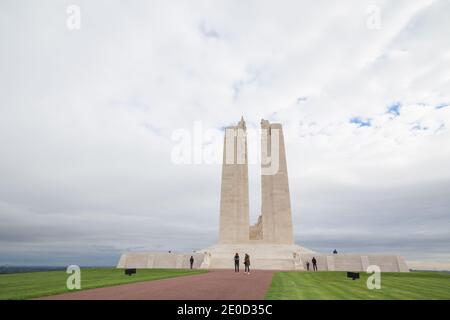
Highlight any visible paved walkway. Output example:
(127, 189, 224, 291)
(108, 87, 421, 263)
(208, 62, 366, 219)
(40, 270, 274, 300)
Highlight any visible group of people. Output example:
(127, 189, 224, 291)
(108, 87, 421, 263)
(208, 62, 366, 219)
(189, 251, 338, 271)
(189, 253, 251, 274)
(305, 257, 318, 271)
(234, 253, 251, 274)
(305, 250, 338, 271)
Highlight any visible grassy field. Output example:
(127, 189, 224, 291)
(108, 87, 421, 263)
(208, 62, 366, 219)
(265, 271, 450, 300)
(0, 268, 207, 300)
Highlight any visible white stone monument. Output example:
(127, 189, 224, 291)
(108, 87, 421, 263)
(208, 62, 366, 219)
(117, 118, 409, 272)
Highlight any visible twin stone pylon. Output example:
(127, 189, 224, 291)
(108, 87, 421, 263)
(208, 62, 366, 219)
(116, 117, 410, 272)
(219, 117, 294, 245)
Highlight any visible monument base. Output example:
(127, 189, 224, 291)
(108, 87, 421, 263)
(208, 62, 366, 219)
(117, 244, 409, 272)
(198, 243, 315, 270)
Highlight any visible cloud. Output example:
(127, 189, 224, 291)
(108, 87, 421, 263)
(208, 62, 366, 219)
(387, 102, 401, 116)
(350, 117, 372, 127)
(0, 0, 449, 265)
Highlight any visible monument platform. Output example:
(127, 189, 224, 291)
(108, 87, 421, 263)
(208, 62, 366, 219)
(117, 247, 409, 272)
(117, 119, 409, 273)
(198, 244, 314, 270)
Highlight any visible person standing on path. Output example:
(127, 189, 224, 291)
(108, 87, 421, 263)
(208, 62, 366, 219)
(234, 253, 240, 272)
(312, 257, 318, 271)
(306, 261, 310, 271)
(244, 253, 251, 274)
(190, 256, 194, 269)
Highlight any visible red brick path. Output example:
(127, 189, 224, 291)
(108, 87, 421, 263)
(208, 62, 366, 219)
(39, 269, 274, 300)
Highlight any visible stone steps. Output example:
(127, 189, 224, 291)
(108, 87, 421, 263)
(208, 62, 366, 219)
(208, 257, 296, 270)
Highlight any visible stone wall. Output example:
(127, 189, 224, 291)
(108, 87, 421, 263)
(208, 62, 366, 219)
(117, 252, 205, 269)
(300, 254, 409, 272)
(117, 250, 409, 272)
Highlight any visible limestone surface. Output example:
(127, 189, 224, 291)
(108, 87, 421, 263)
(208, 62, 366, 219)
(218, 117, 249, 244)
(117, 118, 410, 272)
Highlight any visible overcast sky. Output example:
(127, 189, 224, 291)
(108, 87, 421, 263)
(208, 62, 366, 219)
(0, 0, 449, 266)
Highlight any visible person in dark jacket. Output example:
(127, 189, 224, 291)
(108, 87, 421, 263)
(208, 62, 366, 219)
(244, 254, 251, 274)
(306, 261, 310, 271)
(312, 257, 318, 271)
(190, 256, 194, 269)
(234, 253, 240, 272)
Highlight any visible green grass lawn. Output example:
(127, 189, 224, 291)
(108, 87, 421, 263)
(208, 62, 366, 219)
(266, 271, 450, 300)
(0, 268, 207, 300)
